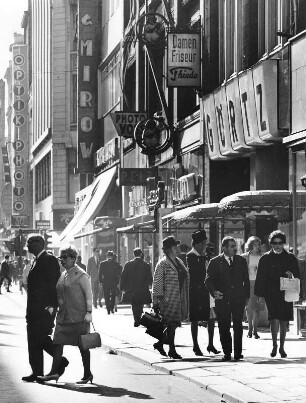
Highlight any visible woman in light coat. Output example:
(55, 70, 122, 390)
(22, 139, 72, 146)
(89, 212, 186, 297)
(152, 236, 189, 359)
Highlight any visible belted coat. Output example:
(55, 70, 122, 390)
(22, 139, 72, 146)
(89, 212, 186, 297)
(153, 256, 189, 326)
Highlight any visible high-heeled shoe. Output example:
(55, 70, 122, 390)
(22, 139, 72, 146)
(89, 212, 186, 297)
(270, 345, 277, 357)
(253, 333, 260, 339)
(168, 350, 182, 359)
(37, 373, 60, 383)
(207, 345, 221, 354)
(76, 374, 93, 384)
(247, 333, 252, 338)
(153, 342, 167, 357)
(279, 348, 287, 358)
(193, 346, 203, 356)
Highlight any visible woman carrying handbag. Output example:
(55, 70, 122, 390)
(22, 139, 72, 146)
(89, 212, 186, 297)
(152, 236, 189, 359)
(38, 245, 94, 384)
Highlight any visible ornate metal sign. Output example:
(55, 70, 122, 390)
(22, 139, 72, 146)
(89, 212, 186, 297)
(135, 13, 168, 50)
(134, 116, 172, 155)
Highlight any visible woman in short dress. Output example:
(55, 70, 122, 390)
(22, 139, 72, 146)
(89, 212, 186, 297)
(242, 236, 264, 339)
(38, 245, 93, 384)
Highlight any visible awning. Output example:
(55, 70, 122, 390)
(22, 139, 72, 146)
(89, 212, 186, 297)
(117, 219, 155, 234)
(218, 190, 292, 215)
(59, 166, 117, 243)
(163, 203, 220, 223)
(74, 217, 126, 239)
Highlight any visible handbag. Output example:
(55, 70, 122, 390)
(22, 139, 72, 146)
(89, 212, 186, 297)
(140, 310, 167, 342)
(280, 277, 300, 292)
(79, 322, 101, 350)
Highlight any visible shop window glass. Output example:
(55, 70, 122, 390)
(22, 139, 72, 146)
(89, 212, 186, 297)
(295, 150, 306, 258)
(35, 152, 51, 203)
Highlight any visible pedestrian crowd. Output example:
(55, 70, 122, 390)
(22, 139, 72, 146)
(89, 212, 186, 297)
(0, 228, 301, 384)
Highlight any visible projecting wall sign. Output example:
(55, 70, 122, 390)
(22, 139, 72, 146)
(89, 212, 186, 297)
(12, 45, 29, 225)
(77, 0, 100, 173)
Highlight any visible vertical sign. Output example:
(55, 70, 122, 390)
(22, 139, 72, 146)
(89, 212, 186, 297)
(77, 0, 100, 173)
(12, 45, 29, 225)
(203, 94, 225, 160)
(167, 31, 201, 87)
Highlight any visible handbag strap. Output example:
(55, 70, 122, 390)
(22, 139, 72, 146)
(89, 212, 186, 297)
(91, 321, 97, 332)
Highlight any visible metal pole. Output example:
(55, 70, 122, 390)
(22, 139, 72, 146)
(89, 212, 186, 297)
(158, 206, 163, 259)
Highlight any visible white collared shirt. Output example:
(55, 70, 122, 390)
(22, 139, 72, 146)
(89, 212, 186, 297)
(190, 247, 202, 257)
(223, 253, 233, 266)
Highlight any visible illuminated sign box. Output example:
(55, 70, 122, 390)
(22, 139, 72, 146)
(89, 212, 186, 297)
(167, 31, 201, 87)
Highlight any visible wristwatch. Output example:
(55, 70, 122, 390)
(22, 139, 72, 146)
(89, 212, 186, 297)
(86, 311, 92, 313)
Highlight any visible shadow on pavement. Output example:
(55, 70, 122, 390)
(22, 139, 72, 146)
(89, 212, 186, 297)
(0, 313, 24, 320)
(250, 357, 306, 364)
(0, 329, 17, 335)
(44, 382, 154, 399)
(0, 343, 19, 347)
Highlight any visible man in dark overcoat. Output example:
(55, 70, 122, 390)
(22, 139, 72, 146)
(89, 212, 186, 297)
(99, 250, 122, 314)
(0, 255, 12, 293)
(120, 248, 153, 326)
(87, 248, 101, 308)
(205, 236, 250, 361)
(22, 234, 68, 382)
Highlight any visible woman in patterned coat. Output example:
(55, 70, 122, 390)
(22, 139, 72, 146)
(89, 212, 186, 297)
(152, 236, 189, 359)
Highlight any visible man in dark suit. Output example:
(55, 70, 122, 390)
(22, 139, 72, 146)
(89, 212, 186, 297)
(205, 236, 250, 361)
(22, 234, 68, 383)
(120, 248, 153, 327)
(0, 255, 12, 293)
(87, 248, 101, 308)
(99, 250, 122, 314)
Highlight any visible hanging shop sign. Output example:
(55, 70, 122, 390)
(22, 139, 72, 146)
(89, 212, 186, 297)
(12, 45, 29, 225)
(11, 214, 30, 228)
(177, 173, 197, 203)
(35, 220, 51, 230)
(2, 145, 11, 183)
(167, 31, 201, 87)
(77, 0, 100, 173)
(120, 168, 158, 186)
(94, 137, 119, 169)
(134, 117, 173, 155)
(135, 13, 168, 50)
(110, 112, 147, 138)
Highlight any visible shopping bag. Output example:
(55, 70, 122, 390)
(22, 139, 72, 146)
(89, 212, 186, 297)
(285, 289, 300, 302)
(79, 322, 101, 350)
(280, 277, 300, 292)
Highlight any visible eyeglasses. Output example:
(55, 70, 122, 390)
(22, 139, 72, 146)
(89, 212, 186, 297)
(271, 241, 283, 245)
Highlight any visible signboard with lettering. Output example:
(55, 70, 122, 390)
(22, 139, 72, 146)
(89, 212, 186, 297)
(111, 112, 147, 138)
(225, 78, 249, 151)
(252, 60, 278, 141)
(36, 220, 51, 230)
(167, 31, 201, 87)
(94, 137, 119, 169)
(214, 86, 238, 157)
(12, 45, 29, 225)
(11, 214, 30, 228)
(53, 209, 74, 231)
(120, 168, 158, 186)
(203, 94, 226, 160)
(238, 69, 266, 146)
(94, 216, 126, 229)
(77, 0, 100, 173)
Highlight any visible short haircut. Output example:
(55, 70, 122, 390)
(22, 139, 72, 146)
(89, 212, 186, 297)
(221, 236, 236, 248)
(245, 236, 261, 252)
(59, 244, 78, 259)
(133, 248, 142, 257)
(269, 230, 286, 244)
(27, 234, 45, 245)
(4, 255, 9, 259)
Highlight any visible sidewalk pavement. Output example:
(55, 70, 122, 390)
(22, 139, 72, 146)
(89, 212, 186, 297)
(7, 287, 306, 403)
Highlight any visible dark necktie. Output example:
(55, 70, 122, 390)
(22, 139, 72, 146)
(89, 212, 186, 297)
(229, 257, 233, 269)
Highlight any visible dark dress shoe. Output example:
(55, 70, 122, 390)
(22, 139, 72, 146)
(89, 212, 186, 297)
(58, 357, 69, 376)
(134, 319, 140, 327)
(22, 374, 38, 382)
(279, 348, 287, 358)
(234, 354, 244, 361)
(222, 354, 232, 361)
(153, 341, 167, 357)
(193, 346, 203, 356)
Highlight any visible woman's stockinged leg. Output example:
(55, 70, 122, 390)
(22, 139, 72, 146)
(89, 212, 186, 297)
(191, 321, 199, 348)
(50, 344, 64, 375)
(247, 308, 253, 336)
(279, 320, 288, 357)
(253, 310, 259, 336)
(270, 319, 279, 357)
(79, 347, 91, 378)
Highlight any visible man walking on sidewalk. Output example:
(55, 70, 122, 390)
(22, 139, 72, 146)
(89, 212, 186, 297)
(0, 255, 12, 293)
(205, 237, 250, 361)
(120, 248, 153, 327)
(99, 251, 122, 314)
(87, 248, 101, 308)
(22, 234, 69, 382)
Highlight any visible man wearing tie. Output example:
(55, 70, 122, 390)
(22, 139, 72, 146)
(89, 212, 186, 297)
(205, 237, 250, 361)
(22, 234, 68, 382)
(87, 248, 101, 308)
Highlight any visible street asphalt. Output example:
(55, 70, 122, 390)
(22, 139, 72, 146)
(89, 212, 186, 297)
(3, 285, 306, 402)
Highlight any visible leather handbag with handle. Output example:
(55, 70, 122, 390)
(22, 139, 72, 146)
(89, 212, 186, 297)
(79, 322, 101, 350)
